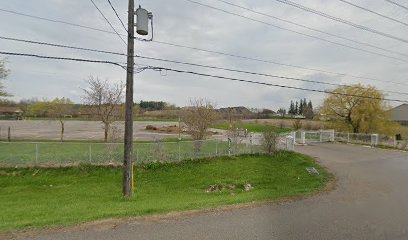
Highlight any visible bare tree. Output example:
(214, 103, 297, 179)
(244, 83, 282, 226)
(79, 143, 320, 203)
(48, 97, 74, 142)
(261, 130, 279, 154)
(182, 99, 217, 154)
(82, 76, 125, 142)
(182, 98, 217, 141)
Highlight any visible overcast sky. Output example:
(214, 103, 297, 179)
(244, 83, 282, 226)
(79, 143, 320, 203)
(1, 0, 408, 110)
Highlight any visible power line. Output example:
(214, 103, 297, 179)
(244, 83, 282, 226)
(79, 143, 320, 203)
(0, 51, 126, 69)
(216, 0, 408, 59)
(89, 0, 126, 45)
(0, 8, 121, 36)
(184, 0, 408, 63)
(136, 55, 408, 97)
(338, 0, 408, 27)
(2, 34, 407, 90)
(0, 47, 406, 102)
(385, 0, 408, 11)
(141, 64, 408, 103)
(1, 7, 407, 86)
(107, 0, 128, 33)
(275, 0, 408, 44)
(0, 36, 127, 57)
(151, 40, 408, 86)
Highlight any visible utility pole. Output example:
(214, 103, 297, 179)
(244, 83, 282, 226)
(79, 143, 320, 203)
(123, 0, 135, 198)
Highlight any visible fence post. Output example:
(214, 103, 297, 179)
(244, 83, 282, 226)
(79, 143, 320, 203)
(228, 137, 231, 157)
(371, 134, 379, 146)
(319, 130, 323, 142)
(8, 127, 11, 142)
(286, 136, 294, 151)
(215, 140, 218, 156)
(89, 144, 92, 163)
(292, 131, 296, 144)
(347, 132, 350, 143)
(250, 134, 253, 154)
(300, 131, 306, 144)
(178, 141, 181, 161)
(35, 143, 38, 166)
(330, 130, 335, 142)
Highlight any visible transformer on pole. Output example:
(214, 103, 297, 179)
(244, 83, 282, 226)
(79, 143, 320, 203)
(123, 1, 153, 198)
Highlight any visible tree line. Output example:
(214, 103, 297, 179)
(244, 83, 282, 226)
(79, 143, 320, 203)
(287, 98, 314, 119)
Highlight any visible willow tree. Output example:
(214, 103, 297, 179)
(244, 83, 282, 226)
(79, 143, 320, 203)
(320, 84, 399, 135)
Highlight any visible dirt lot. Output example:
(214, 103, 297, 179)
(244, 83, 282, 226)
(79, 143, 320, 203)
(0, 120, 189, 141)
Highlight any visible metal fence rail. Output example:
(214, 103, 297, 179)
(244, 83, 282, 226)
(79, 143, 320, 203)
(0, 136, 294, 167)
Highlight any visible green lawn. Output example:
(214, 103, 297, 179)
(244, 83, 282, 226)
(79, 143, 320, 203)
(0, 153, 331, 231)
(213, 122, 292, 133)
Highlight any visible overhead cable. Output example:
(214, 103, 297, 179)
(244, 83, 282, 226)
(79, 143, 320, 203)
(275, 0, 408, 44)
(89, 0, 126, 45)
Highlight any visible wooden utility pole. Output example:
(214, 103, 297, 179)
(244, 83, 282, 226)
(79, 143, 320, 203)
(123, 0, 135, 198)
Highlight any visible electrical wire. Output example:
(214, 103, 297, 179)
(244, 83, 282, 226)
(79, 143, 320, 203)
(136, 55, 408, 97)
(0, 36, 127, 57)
(89, 0, 126, 45)
(274, 0, 408, 44)
(184, 0, 408, 63)
(139, 64, 408, 103)
(2, 35, 408, 94)
(0, 48, 407, 103)
(0, 51, 126, 69)
(215, 0, 408, 59)
(151, 40, 408, 86)
(107, 0, 128, 33)
(338, 0, 408, 27)
(1, 7, 407, 86)
(384, 0, 408, 11)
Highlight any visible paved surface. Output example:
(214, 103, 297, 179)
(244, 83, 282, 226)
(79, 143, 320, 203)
(6, 143, 408, 240)
(0, 120, 190, 141)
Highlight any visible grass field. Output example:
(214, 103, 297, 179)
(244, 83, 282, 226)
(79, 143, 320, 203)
(0, 152, 331, 231)
(213, 122, 292, 133)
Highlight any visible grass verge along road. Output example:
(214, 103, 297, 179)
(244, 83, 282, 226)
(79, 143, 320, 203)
(0, 152, 330, 232)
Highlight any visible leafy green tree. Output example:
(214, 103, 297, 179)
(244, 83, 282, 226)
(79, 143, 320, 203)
(321, 84, 400, 135)
(27, 101, 53, 117)
(0, 59, 10, 98)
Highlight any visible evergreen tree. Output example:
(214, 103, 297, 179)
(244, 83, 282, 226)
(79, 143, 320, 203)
(304, 100, 314, 119)
(289, 100, 295, 115)
(295, 101, 299, 115)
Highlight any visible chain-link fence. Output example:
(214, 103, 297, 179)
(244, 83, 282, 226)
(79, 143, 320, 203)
(335, 132, 408, 150)
(0, 130, 299, 167)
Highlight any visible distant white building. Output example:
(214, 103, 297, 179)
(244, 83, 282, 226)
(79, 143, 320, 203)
(389, 104, 408, 126)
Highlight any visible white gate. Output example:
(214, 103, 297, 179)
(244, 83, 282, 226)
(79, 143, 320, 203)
(295, 130, 335, 144)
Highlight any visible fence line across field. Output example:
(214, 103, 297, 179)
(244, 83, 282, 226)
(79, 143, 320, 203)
(0, 130, 406, 167)
(0, 137, 286, 167)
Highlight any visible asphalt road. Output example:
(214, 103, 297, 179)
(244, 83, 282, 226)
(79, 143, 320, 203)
(6, 143, 408, 240)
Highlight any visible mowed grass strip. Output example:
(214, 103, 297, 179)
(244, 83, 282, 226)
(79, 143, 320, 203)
(213, 122, 292, 133)
(0, 152, 331, 231)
